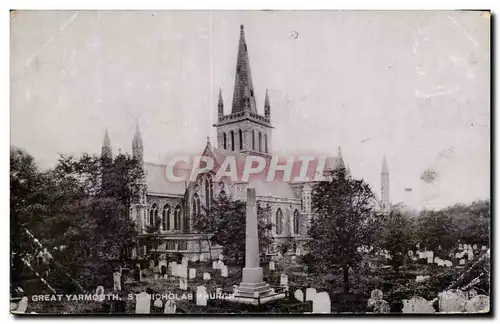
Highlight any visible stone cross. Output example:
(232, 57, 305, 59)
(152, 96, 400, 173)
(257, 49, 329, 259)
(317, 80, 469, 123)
(135, 292, 151, 314)
(312, 292, 331, 314)
(164, 300, 176, 314)
(196, 286, 208, 306)
(306, 287, 317, 301)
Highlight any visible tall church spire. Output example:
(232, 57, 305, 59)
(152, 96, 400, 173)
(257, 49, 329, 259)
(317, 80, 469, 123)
(264, 89, 271, 118)
(101, 129, 113, 159)
(132, 120, 143, 164)
(334, 146, 346, 171)
(381, 156, 390, 212)
(231, 25, 257, 114)
(217, 88, 224, 117)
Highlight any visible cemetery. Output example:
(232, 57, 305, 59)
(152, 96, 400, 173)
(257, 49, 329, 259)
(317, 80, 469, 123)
(11, 186, 490, 315)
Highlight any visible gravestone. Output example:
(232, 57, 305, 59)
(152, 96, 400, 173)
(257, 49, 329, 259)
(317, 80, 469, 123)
(113, 271, 122, 291)
(96, 285, 105, 296)
(218, 260, 224, 270)
(280, 274, 288, 286)
(439, 290, 467, 313)
(196, 286, 208, 306)
(444, 260, 452, 267)
(402, 296, 435, 313)
(468, 289, 478, 298)
(481, 245, 487, 251)
(164, 300, 176, 314)
(221, 265, 228, 278)
(203, 272, 211, 281)
(459, 244, 463, 250)
(212, 261, 218, 270)
(465, 295, 489, 313)
(149, 260, 155, 269)
(269, 261, 275, 271)
(219, 254, 224, 261)
(153, 298, 163, 309)
(199, 254, 205, 262)
(179, 264, 188, 278)
(189, 268, 196, 279)
(459, 259, 465, 265)
(15, 297, 28, 313)
(135, 292, 151, 314)
(306, 287, 317, 301)
(179, 278, 188, 290)
(216, 287, 223, 296)
(182, 258, 188, 267)
(291, 256, 297, 265)
(416, 275, 430, 283)
(163, 274, 168, 279)
(473, 244, 478, 250)
(192, 255, 199, 262)
(467, 250, 473, 261)
(294, 289, 304, 302)
(312, 292, 331, 314)
(372, 300, 390, 313)
(367, 289, 383, 308)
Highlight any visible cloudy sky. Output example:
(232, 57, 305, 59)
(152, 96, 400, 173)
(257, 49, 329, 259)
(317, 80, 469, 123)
(11, 10, 490, 210)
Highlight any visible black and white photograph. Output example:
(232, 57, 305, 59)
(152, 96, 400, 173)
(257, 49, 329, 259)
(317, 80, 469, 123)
(9, 9, 491, 315)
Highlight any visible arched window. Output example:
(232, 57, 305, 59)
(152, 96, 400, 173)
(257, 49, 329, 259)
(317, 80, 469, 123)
(239, 129, 243, 150)
(149, 203, 158, 228)
(252, 130, 255, 150)
(223, 132, 227, 150)
(192, 194, 200, 215)
(293, 209, 300, 235)
(264, 134, 268, 153)
(174, 205, 182, 231)
(276, 208, 283, 235)
(230, 131, 235, 151)
(258, 132, 262, 152)
(162, 204, 170, 231)
(205, 176, 213, 209)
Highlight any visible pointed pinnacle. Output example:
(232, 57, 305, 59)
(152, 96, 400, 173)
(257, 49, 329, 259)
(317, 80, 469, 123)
(265, 89, 270, 107)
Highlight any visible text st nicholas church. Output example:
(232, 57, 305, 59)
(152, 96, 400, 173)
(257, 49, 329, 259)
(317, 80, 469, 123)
(100, 25, 391, 260)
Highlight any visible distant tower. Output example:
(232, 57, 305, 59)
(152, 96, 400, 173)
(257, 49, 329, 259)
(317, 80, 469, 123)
(130, 121, 147, 237)
(214, 25, 273, 157)
(101, 129, 113, 160)
(132, 120, 144, 164)
(381, 156, 390, 212)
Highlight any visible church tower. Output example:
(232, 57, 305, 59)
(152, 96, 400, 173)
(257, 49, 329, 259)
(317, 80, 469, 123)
(130, 122, 147, 236)
(214, 25, 273, 157)
(381, 156, 390, 213)
(101, 129, 113, 161)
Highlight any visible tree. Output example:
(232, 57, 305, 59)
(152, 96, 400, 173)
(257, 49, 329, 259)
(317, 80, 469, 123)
(377, 210, 416, 273)
(193, 194, 272, 266)
(307, 168, 377, 293)
(416, 209, 456, 252)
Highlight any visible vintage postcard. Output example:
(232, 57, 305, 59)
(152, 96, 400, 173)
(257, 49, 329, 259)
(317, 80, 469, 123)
(10, 10, 491, 315)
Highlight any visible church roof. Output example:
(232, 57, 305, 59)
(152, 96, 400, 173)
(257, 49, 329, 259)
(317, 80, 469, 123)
(249, 180, 300, 199)
(144, 162, 188, 196)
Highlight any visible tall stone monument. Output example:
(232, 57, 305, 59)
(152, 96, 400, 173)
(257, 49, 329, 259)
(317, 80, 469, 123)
(228, 187, 285, 305)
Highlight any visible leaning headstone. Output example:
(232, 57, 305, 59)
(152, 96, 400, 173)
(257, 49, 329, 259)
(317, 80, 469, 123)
(294, 289, 304, 302)
(189, 268, 196, 279)
(153, 298, 163, 309)
(113, 271, 122, 291)
(280, 273, 288, 287)
(312, 292, 331, 314)
(269, 261, 275, 271)
(14, 297, 28, 313)
(164, 300, 176, 314)
(402, 296, 435, 313)
(306, 287, 317, 301)
(465, 295, 489, 313)
(135, 292, 151, 314)
(203, 272, 211, 281)
(212, 261, 218, 270)
(221, 265, 228, 278)
(179, 278, 188, 291)
(196, 286, 208, 306)
(439, 290, 467, 313)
